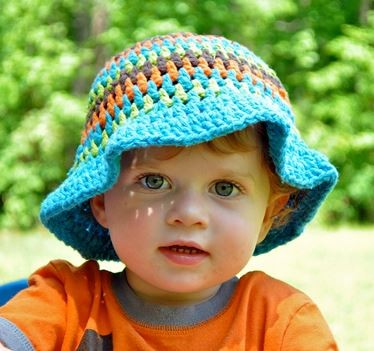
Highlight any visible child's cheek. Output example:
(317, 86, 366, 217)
(108, 198, 163, 242)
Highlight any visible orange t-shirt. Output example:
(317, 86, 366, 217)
(0, 260, 338, 350)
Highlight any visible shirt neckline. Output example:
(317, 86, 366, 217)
(111, 270, 238, 328)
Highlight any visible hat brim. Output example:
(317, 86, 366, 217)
(40, 84, 338, 260)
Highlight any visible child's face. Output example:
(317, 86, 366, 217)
(92, 131, 278, 304)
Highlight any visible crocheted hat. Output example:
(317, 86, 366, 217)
(40, 32, 338, 261)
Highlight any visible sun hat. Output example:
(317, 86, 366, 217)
(40, 32, 338, 261)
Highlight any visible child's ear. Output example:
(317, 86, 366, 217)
(90, 194, 109, 229)
(257, 193, 290, 244)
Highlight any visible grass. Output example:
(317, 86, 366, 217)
(0, 225, 372, 350)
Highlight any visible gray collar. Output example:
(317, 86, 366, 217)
(111, 270, 238, 327)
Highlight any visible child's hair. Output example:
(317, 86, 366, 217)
(39, 32, 338, 261)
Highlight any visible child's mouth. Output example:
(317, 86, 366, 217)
(167, 245, 205, 255)
(159, 245, 209, 265)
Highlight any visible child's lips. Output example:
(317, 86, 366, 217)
(159, 242, 209, 266)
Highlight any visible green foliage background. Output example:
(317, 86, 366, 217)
(0, 0, 373, 229)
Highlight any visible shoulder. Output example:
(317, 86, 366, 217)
(29, 259, 100, 282)
(37, 258, 101, 273)
(26, 259, 114, 299)
(238, 270, 305, 298)
(234, 272, 338, 350)
(235, 271, 314, 317)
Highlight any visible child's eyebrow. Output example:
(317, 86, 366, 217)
(216, 170, 256, 183)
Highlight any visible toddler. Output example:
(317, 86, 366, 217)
(0, 32, 339, 350)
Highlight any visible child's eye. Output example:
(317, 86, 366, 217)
(211, 181, 242, 197)
(139, 174, 171, 190)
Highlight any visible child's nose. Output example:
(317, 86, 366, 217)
(165, 190, 209, 229)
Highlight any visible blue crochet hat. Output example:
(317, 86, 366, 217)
(40, 32, 338, 261)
